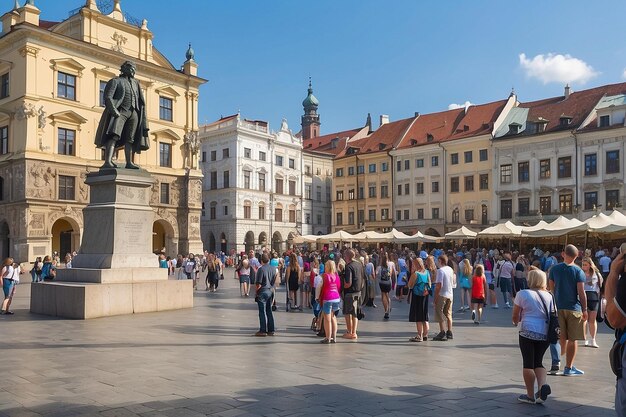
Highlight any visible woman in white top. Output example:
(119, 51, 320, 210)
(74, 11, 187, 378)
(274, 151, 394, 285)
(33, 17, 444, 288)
(581, 257, 602, 348)
(238, 259, 251, 297)
(512, 268, 552, 405)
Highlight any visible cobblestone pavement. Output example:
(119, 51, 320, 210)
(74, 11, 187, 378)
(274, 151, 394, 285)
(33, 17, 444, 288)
(0, 268, 618, 416)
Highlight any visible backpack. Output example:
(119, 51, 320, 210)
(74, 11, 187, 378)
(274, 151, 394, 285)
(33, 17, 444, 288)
(184, 261, 195, 274)
(380, 266, 391, 282)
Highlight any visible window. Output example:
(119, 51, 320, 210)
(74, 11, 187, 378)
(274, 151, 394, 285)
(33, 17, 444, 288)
(607, 190, 620, 210)
(518, 198, 530, 215)
(381, 162, 389, 171)
(607, 150, 620, 174)
(358, 210, 364, 225)
(540, 196, 551, 215)
(431, 156, 439, 167)
(57, 72, 76, 100)
(416, 182, 424, 194)
(479, 149, 488, 161)
(58, 128, 75, 155)
(222, 148, 230, 159)
(369, 163, 376, 173)
(0, 126, 7, 155)
(396, 210, 401, 221)
(99, 80, 106, 107)
(584, 154, 597, 176)
(432, 181, 439, 193)
(210, 204, 216, 220)
(159, 96, 173, 121)
(368, 186, 376, 198)
(479, 174, 488, 190)
(482, 205, 488, 224)
(416, 159, 424, 168)
(160, 184, 171, 204)
(357, 165, 365, 174)
(275, 178, 283, 194)
(316, 214, 322, 225)
(500, 199, 512, 219)
(210, 172, 217, 190)
(58, 175, 75, 200)
(305, 184, 312, 200)
(316, 186, 322, 201)
(540, 159, 551, 179)
(201, 151, 206, 162)
(275, 208, 282, 222)
(347, 211, 354, 225)
(243, 203, 251, 219)
(381, 185, 389, 198)
(369, 210, 376, 221)
(450, 177, 459, 193)
(381, 209, 389, 220)
(288, 158, 295, 169)
(201, 202, 205, 217)
(584, 192, 597, 211)
(404, 209, 410, 220)
(210, 150, 216, 161)
(432, 208, 440, 219)
(223, 205, 228, 216)
(335, 168, 344, 177)
(276, 155, 283, 166)
(465, 209, 474, 221)
(259, 173, 266, 191)
(464, 151, 473, 163)
(358, 187, 364, 199)
(397, 160, 402, 171)
(336, 212, 343, 226)
(289, 209, 296, 223)
(397, 184, 402, 196)
(348, 166, 355, 176)
(500, 164, 512, 184)
(451, 153, 459, 165)
(157, 142, 172, 167)
(417, 208, 424, 219)
(243, 170, 251, 189)
(518, 161, 529, 182)
(348, 189, 355, 200)
(259, 151, 266, 161)
(464, 175, 474, 191)
(304, 165, 311, 176)
(336, 190, 343, 201)
(452, 208, 459, 223)
(558, 156, 571, 178)
(289, 180, 296, 196)
(244, 148, 251, 158)
(559, 194, 573, 214)
(404, 183, 409, 195)
(599, 115, 610, 127)
(404, 160, 410, 170)
(258, 205, 265, 220)
(223, 171, 230, 188)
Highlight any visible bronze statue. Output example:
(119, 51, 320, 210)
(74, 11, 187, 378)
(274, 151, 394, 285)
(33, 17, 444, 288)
(95, 61, 149, 169)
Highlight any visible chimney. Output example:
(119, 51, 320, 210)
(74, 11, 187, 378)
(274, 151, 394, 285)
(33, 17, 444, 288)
(414, 112, 420, 117)
(564, 84, 571, 99)
(379, 114, 389, 127)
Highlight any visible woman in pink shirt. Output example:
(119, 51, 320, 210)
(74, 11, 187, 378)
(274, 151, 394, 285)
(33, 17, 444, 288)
(317, 260, 341, 344)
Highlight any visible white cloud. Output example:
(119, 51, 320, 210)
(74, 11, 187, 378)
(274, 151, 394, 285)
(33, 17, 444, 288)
(448, 101, 474, 110)
(519, 53, 598, 85)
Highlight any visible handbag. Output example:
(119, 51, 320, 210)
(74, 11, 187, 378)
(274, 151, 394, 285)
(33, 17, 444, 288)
(538, 291, 560, 344)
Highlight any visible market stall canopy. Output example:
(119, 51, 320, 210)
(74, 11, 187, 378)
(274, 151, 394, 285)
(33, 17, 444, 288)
(524, 216, 586, 237)
(520, 220, 550, 233)
(445, 226, 478, 239)
(478, 221, 523, 238)
(317, 230, 356, 242)
(411, 231, 442, 243)
(292, 235, 319, 244)
(585, 212, 626, 233)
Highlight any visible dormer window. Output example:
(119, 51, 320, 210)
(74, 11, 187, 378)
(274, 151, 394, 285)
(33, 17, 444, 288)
(559, 116, 572, 126)
(410, 139, 417, 146)
(426, 134, 434, 142)
(346, 147, 357, 155)
(599, 115, 610, 127)
(508, 122, 521, 135)
(378, 143, 386, 150)
(330, 138, 339, 149)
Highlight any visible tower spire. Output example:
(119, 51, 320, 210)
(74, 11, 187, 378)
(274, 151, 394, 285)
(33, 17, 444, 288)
(301, 78, 320, 140)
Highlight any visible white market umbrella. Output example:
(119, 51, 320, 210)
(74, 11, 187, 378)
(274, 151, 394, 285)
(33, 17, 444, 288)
(445, 226, 478, 239)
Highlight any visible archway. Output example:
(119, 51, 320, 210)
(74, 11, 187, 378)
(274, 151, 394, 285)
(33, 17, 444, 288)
(152, 219, 176, 255)
(220, 232, 227, 253)
(0, 221, 9, 260)
(424, 228, 441, 237)
(153, 221, 165, 253)
(244, 231, 255, 253)
(258, 231, 267, 248)
(51, 218, 78, 257)
(207, 231, 216, 253)
(272, 231, 283, 253)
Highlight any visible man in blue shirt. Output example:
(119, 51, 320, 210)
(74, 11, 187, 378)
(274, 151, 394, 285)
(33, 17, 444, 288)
(549, 244, 588, 376)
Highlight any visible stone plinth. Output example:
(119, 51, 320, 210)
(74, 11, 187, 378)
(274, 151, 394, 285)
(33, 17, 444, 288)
(30, 168, 193, 319)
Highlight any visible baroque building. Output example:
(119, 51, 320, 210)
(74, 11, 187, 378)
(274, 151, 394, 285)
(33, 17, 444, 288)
(0, 0, 206, 262)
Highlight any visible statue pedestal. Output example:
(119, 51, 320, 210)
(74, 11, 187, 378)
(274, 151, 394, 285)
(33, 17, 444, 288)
(30, 168, 193, 319)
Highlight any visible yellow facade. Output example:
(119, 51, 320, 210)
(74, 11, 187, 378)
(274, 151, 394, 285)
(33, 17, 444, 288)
(0, 1, 206, 262)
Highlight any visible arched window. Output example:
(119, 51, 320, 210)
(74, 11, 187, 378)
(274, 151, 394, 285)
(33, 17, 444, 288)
(452, 208, 459, 223)
(243, 200, 252, 219)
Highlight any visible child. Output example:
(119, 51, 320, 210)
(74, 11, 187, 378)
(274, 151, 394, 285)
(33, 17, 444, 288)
(471, 264, 487, 324)
(458, 259, 472, 311)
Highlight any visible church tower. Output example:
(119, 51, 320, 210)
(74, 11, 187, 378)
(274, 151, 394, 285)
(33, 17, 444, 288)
(301, 78, 320, 140)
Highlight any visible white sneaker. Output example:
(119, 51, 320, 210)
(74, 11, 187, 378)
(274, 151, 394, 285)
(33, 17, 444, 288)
(584, 340, 589, 347)
(590, 339, 599, 348)
(493, 304, 499, 309)
(505, 302, 511, 309)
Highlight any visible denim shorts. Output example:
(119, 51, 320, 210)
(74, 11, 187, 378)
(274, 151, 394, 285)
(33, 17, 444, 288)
(322, 300, 341, 315)
(2, 279, 15, 298)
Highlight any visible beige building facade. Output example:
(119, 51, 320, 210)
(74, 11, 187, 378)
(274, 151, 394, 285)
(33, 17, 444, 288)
(0, 1, 206, 262)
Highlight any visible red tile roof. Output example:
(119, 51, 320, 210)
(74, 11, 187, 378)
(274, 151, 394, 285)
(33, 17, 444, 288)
(39, 20, 59, 30)
(336, 117, 415, 158)
(519, 82, 626, 133)
(447, 99, 508, 140)
(395, 108, 465, 150)
(303, 128, 363, 156)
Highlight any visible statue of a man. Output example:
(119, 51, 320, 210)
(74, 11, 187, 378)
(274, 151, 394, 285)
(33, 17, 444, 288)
(95, 61, 149, 169)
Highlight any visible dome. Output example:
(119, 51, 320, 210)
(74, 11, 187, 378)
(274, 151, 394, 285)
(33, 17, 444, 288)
(185, 43, 195, 61)
(302, 81, 318, 108)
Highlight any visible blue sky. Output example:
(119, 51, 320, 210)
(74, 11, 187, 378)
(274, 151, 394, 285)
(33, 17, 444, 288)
(26, 1, 626, 134)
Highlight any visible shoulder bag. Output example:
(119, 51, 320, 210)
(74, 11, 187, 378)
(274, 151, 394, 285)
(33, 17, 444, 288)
(538, 291, 560, 344)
